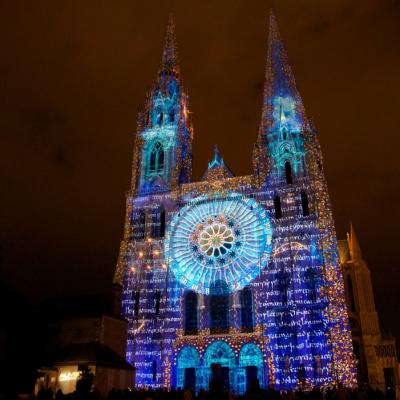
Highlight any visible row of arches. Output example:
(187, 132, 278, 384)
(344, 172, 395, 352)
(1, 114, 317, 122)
(176, 341, 264, 393)
(131, 207, 166, 240)
(184, 286, 254, 335)
(274, 191, 310, 219)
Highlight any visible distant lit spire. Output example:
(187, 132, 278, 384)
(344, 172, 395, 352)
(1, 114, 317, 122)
(261, 10, 306, 134)
(202, 144, 234, 180)
(208, 144, 224, 169)
(348, 222, 363, 261)
(160, 13, 180, 77)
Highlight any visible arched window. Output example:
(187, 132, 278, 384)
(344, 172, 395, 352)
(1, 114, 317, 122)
(149, 142, 165, 174)
(210, 281, 229, 334)
(347, 275, 356, 312)
(184, 291, 198, 335)
(133, 291, 140, 316)
(169, 108, 175, 123)
(133, 210, 145, 240)
(274, 195, 282, 219)
(154, 291, 161, 316)
(301, 192, 310, 216)
(285, 161, 293, 184)
(240, 287, 254, 332)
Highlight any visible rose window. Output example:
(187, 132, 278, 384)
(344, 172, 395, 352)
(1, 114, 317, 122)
(164, 194, 273, 294)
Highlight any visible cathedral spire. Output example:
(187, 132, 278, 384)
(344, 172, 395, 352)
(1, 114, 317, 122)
(348, 222, 363, 261)
(255, 11, 309, 183)
(159, 13, 180, 78)
(261, 10, 306, 135)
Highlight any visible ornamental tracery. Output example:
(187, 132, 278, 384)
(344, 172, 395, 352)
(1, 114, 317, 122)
(164, 194, 273, 294)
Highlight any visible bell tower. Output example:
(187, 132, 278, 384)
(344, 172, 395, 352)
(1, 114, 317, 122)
(255, 11, 307, 184)
(132, 14, 193, 194)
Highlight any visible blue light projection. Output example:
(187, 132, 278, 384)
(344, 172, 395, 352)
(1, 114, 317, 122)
(272, 96, 302, 133)
(164, 193, 273, 294)
(176, 346, 200, 390)
(175, 341, 266, 394)
(239, 343, 264, 383)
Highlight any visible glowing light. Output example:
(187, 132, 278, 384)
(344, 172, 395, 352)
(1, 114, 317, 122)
(58, 372, 79, 382)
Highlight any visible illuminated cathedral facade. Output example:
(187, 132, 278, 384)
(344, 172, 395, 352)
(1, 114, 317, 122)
(113, 14, 358, 392)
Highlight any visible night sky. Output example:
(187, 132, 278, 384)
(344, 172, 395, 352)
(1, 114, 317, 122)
(1, 1, 399, 340)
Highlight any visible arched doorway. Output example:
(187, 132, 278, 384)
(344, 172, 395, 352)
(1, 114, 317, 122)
(203, 341, 236, 392)
(239, 343, 264, 392)
(176, 346, 200, 392)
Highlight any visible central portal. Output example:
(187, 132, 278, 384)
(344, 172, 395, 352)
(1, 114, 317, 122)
(176, 341, 265, 394)
(211, 364, 230, 391)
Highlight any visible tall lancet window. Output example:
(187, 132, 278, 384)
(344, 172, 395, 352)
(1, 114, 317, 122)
(285, 161, 293, 184)
(169, 108, 175, 123)
(210, 281, 229, 334)
(151, 206, 166, 238)
(274, 195, 282, 219)
(149, 142, 165, 174)
(157, 110, 163, 126)
(159, 208, 166, 237)
(301, 191, 310, 216)
(240, 287, 254, 332)
(184, 291, 198, 335)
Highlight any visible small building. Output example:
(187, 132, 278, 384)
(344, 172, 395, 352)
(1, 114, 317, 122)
(54, 342, 134, 395)
(35, 288, 135, 397)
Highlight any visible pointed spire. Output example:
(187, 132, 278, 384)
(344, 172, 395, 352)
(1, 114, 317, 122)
(202, 144, 234, 180)
(261, 10, 306, 134)
(208, 144, 225, 169)
(160, 13, 180, 77)
(348, 222, 363, 260)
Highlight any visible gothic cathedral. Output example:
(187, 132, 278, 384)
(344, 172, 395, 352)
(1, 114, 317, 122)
(113, 13, 358, 392)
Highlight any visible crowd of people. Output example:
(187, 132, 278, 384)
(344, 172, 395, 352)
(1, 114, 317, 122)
(35, 382, 396, 400)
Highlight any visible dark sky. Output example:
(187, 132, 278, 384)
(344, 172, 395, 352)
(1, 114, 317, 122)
(1, 1, 399, 338)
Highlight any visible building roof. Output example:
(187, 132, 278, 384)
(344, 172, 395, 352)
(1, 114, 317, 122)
(54, 342, 135, 371)
(202, 145, 234, 181)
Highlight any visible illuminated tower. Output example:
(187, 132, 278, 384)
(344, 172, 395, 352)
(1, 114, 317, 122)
(132, 14, 192, 195)
(255, 11, 357, 387)
(113, 15, 193, 388)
